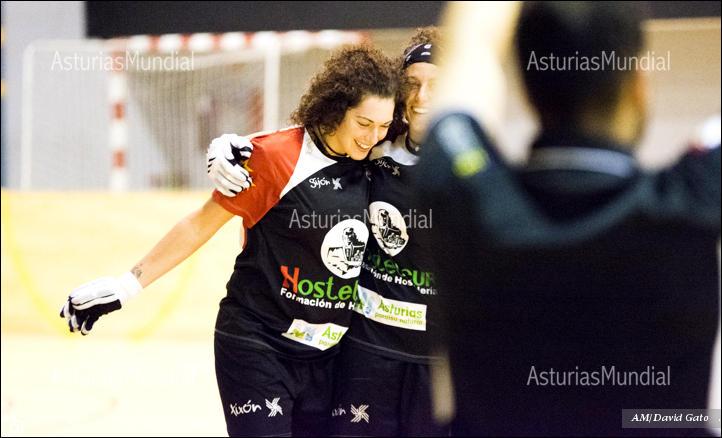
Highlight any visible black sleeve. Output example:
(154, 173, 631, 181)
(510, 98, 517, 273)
(415, 111, 542, 247)
(412, 112, 507, 350)
(651, 145, 720, 231)
(414, 111, 506, 218)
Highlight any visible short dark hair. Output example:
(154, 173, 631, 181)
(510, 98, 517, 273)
(516, 2, 646, 129)
(291, 44, 400, 135)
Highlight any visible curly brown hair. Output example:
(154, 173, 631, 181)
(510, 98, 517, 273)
(402, 26, 441, 57)
(291, 44, 400, 135)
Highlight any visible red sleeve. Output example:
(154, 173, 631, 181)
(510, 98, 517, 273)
(212, 127, 304, 228)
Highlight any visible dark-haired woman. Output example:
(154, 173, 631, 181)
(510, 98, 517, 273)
(60, 44, 400, 437)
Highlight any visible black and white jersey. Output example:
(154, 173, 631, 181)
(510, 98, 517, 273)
(418, 112, 721, 435)
(346, 134, 441, 363)
(213, 127, 371, 358)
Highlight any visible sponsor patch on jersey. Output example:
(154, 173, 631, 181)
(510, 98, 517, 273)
(282, 319, 349, 350)
(369, 201, 409, 257)
(354, 285, 426, 331)
(321, 219, 369, 279)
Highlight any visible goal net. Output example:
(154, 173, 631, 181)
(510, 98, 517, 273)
(21, 31, 363, 190)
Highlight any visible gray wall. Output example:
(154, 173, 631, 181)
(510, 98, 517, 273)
(639, 19, 721, 167)
(2, 1, 85, 187)
(499, 18, 722, 168)
(2, 6, 720, 188)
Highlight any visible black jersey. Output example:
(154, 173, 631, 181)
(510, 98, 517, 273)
(213, 127, 371, 358)
(345, 135, 440, 362)
(418, 112, 720, 435)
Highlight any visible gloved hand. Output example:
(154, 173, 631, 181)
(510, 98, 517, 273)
(207, 133, 254, 196)
(59, 272, 142, 335)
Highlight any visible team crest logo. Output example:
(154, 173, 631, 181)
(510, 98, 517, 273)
(369, 202, 408, 256)
(321, 219, 368, 278)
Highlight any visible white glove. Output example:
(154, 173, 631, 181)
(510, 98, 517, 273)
(59, 272, 142, 335)
(207, 134, 254, 197)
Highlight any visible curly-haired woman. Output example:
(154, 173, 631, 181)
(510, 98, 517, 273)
(59, 44, 399, 437)
(206, 30, 449, 436)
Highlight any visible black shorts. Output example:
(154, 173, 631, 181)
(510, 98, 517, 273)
(214, 331, 336, 437)
(330, 341, 450, 436)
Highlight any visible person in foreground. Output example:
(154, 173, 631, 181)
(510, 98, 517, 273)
(417, 1, 720, 436)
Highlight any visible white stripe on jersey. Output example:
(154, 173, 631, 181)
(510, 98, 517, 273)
(370, 134, 419, 166)
(279, 130, 338, 199)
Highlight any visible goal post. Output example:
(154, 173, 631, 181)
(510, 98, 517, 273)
(21, 30, 363, 191)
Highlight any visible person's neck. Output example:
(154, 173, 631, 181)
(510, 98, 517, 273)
(577, 98, 641, 148)
(542, 107, 636, 150)
(406, 134, 421, 154)
(541, 116, 637, 151)
(316, 128, 347, 157)
(579, 117, 638, 150)
(323, 138, 347, 157)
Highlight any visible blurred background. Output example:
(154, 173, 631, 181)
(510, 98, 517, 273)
(1, 1, 720, 436)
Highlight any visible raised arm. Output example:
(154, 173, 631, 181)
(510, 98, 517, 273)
(433, 1, 520, 137)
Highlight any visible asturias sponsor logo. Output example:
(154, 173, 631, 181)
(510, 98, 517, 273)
(354, 286, 427, 331)
(283, 319, 349, 350)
